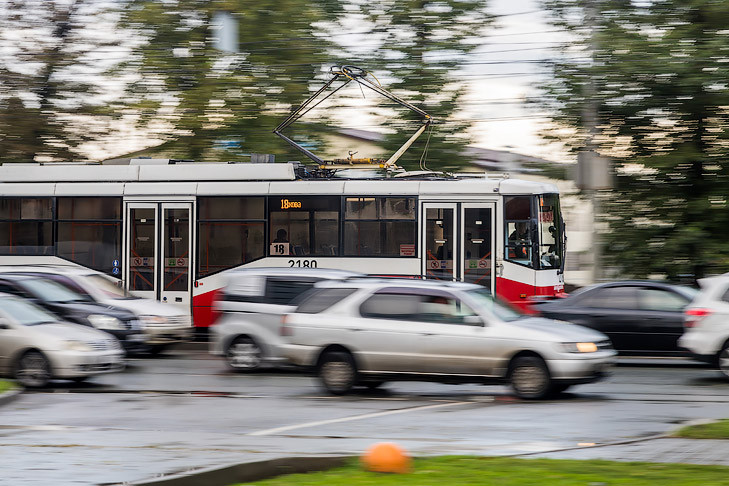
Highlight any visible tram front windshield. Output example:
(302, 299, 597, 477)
(537, 194, 564, 270)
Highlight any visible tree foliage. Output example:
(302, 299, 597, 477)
(541, 0, 729, 280)
(120, 0, 342, 162)
(0, 0, 123, 162)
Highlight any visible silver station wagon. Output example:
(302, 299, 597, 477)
(0, 293, 125, 387)
(280, 279, 616, 399)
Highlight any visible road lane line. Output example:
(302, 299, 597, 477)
(247, 401, 471, 437)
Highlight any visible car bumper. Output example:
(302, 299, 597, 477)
(547, 353, 616, 383)
(142, 327, 192, 345)
(279, 344, 318, 367)
(678, 331, 723, 358)
(50, 350, 126, 378)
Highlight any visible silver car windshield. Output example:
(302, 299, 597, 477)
(0, 296, 58, 326)
(465, 289, 522, 322)
(84, 274, 132, 299)
(21, 278, 90, 304)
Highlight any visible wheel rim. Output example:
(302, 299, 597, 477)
(512, 364, 548, 396)
(17, 353, 50, 388)
(321, 361, 354, 391)
(228, 340, 262, 369)
(719, 347, 729, 377)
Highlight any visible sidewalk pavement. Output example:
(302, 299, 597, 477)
(521, 436, 729, 466)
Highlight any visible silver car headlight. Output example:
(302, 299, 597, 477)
(63, 340, 92, 352)
(87, 314, 124, 330)
(559, 342, 598, 353)
(140, 315, 169, 327)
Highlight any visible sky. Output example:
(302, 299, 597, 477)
(468, 0, 569, 162)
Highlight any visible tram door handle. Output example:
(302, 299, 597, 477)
(495, 262, 504, 277)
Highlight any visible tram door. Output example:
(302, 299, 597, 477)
(422, 202, 495, 291)
(125, 202, 193, 308)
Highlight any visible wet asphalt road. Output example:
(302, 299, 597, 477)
(3, 350, 729, 486)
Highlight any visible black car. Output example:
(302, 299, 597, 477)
(536, 281, 698, 356)
(0, 274, 146, 353)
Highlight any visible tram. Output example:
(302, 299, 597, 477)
(0, 159, 565, 327)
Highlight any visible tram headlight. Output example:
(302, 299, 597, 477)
(87, 314, 124, 330)
(559, 342, 598, 353)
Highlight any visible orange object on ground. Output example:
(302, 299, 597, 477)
(361, 442, 412, 474)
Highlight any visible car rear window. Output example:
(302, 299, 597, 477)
(265, 278, 319, 305)
(295, 288, 358, 314)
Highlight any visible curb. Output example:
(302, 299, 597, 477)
(0, 386, 22, 407)
(128, 456, 351, 486)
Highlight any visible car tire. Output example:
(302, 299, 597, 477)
(718, 342, 729, 380)
(318, 351, 357, 395)
(226, 336, 263, 372)
(509, 355, 552, 400)
(15, 350, 52, 388)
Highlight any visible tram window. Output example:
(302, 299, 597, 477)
(56, 197, 122, 275)
(344, 197, 416, 257)
(504, 196, 534, 268)
(57, 197, 121, 220)
(197, 197, 265, 277)
(0, 198, 54, 256)
(268, 196, 340, 257)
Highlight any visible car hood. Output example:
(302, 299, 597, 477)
(99, 297, 187, 317)
(29, 322, 115, 341)
(506, 317, 608, 342)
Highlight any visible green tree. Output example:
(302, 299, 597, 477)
(120, 0, 342, 162)
(0, 0, 122, 162)
(541, 0, 729, 280)
(358, 0, 491, 171)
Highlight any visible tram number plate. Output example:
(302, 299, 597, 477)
(288, 259, 318, 268)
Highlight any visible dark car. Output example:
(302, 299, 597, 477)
(0, 274, 146, 354)
(536, 281, 698, 356)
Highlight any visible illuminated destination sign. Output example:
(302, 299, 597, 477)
(280, 199, 302, 209)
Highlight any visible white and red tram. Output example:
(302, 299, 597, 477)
(0, 160, 565, 328)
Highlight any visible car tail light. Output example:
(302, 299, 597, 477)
(685, 308, 712, 328)
(280, 314, 293, 337)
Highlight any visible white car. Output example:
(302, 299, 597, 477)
(679, 275, 729, 378)
(0, 293, 125, 387)
(210, 267, 362, 371)
(280, 279, 616, 399)
(0, 266, 191, 354)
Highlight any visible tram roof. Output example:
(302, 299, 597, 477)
(0, 160, 558, 196)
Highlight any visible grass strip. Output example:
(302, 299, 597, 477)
(0, 379, 15, 394)
(674, 419, 729, 440)
(240, 456, 729, 485)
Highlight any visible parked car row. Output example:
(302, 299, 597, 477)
(0, 265, 192, 387)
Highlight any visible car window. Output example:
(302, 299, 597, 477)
(464, 289, 522, 322)
(360, 291, 478, 325)
(295, 287, 358, 314)
(580, 287, 638, 309)
(0, 296, 58, 326)
(20, 278, 90, 304)
(265, 278, 318, 305)
(638, 288, 688, 312)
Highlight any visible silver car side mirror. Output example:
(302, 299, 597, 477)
(0, 319, 10, 330)
(463, 315, 484, 327)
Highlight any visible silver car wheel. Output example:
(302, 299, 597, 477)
(510, 356, 551, 399)
(227, 337, 262, 371)
(16, 351, 51, 388)
(319, 352, 356, 395)
(719, 345, 729, 379)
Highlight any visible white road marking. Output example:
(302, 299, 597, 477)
(247, 401, 471, 437)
